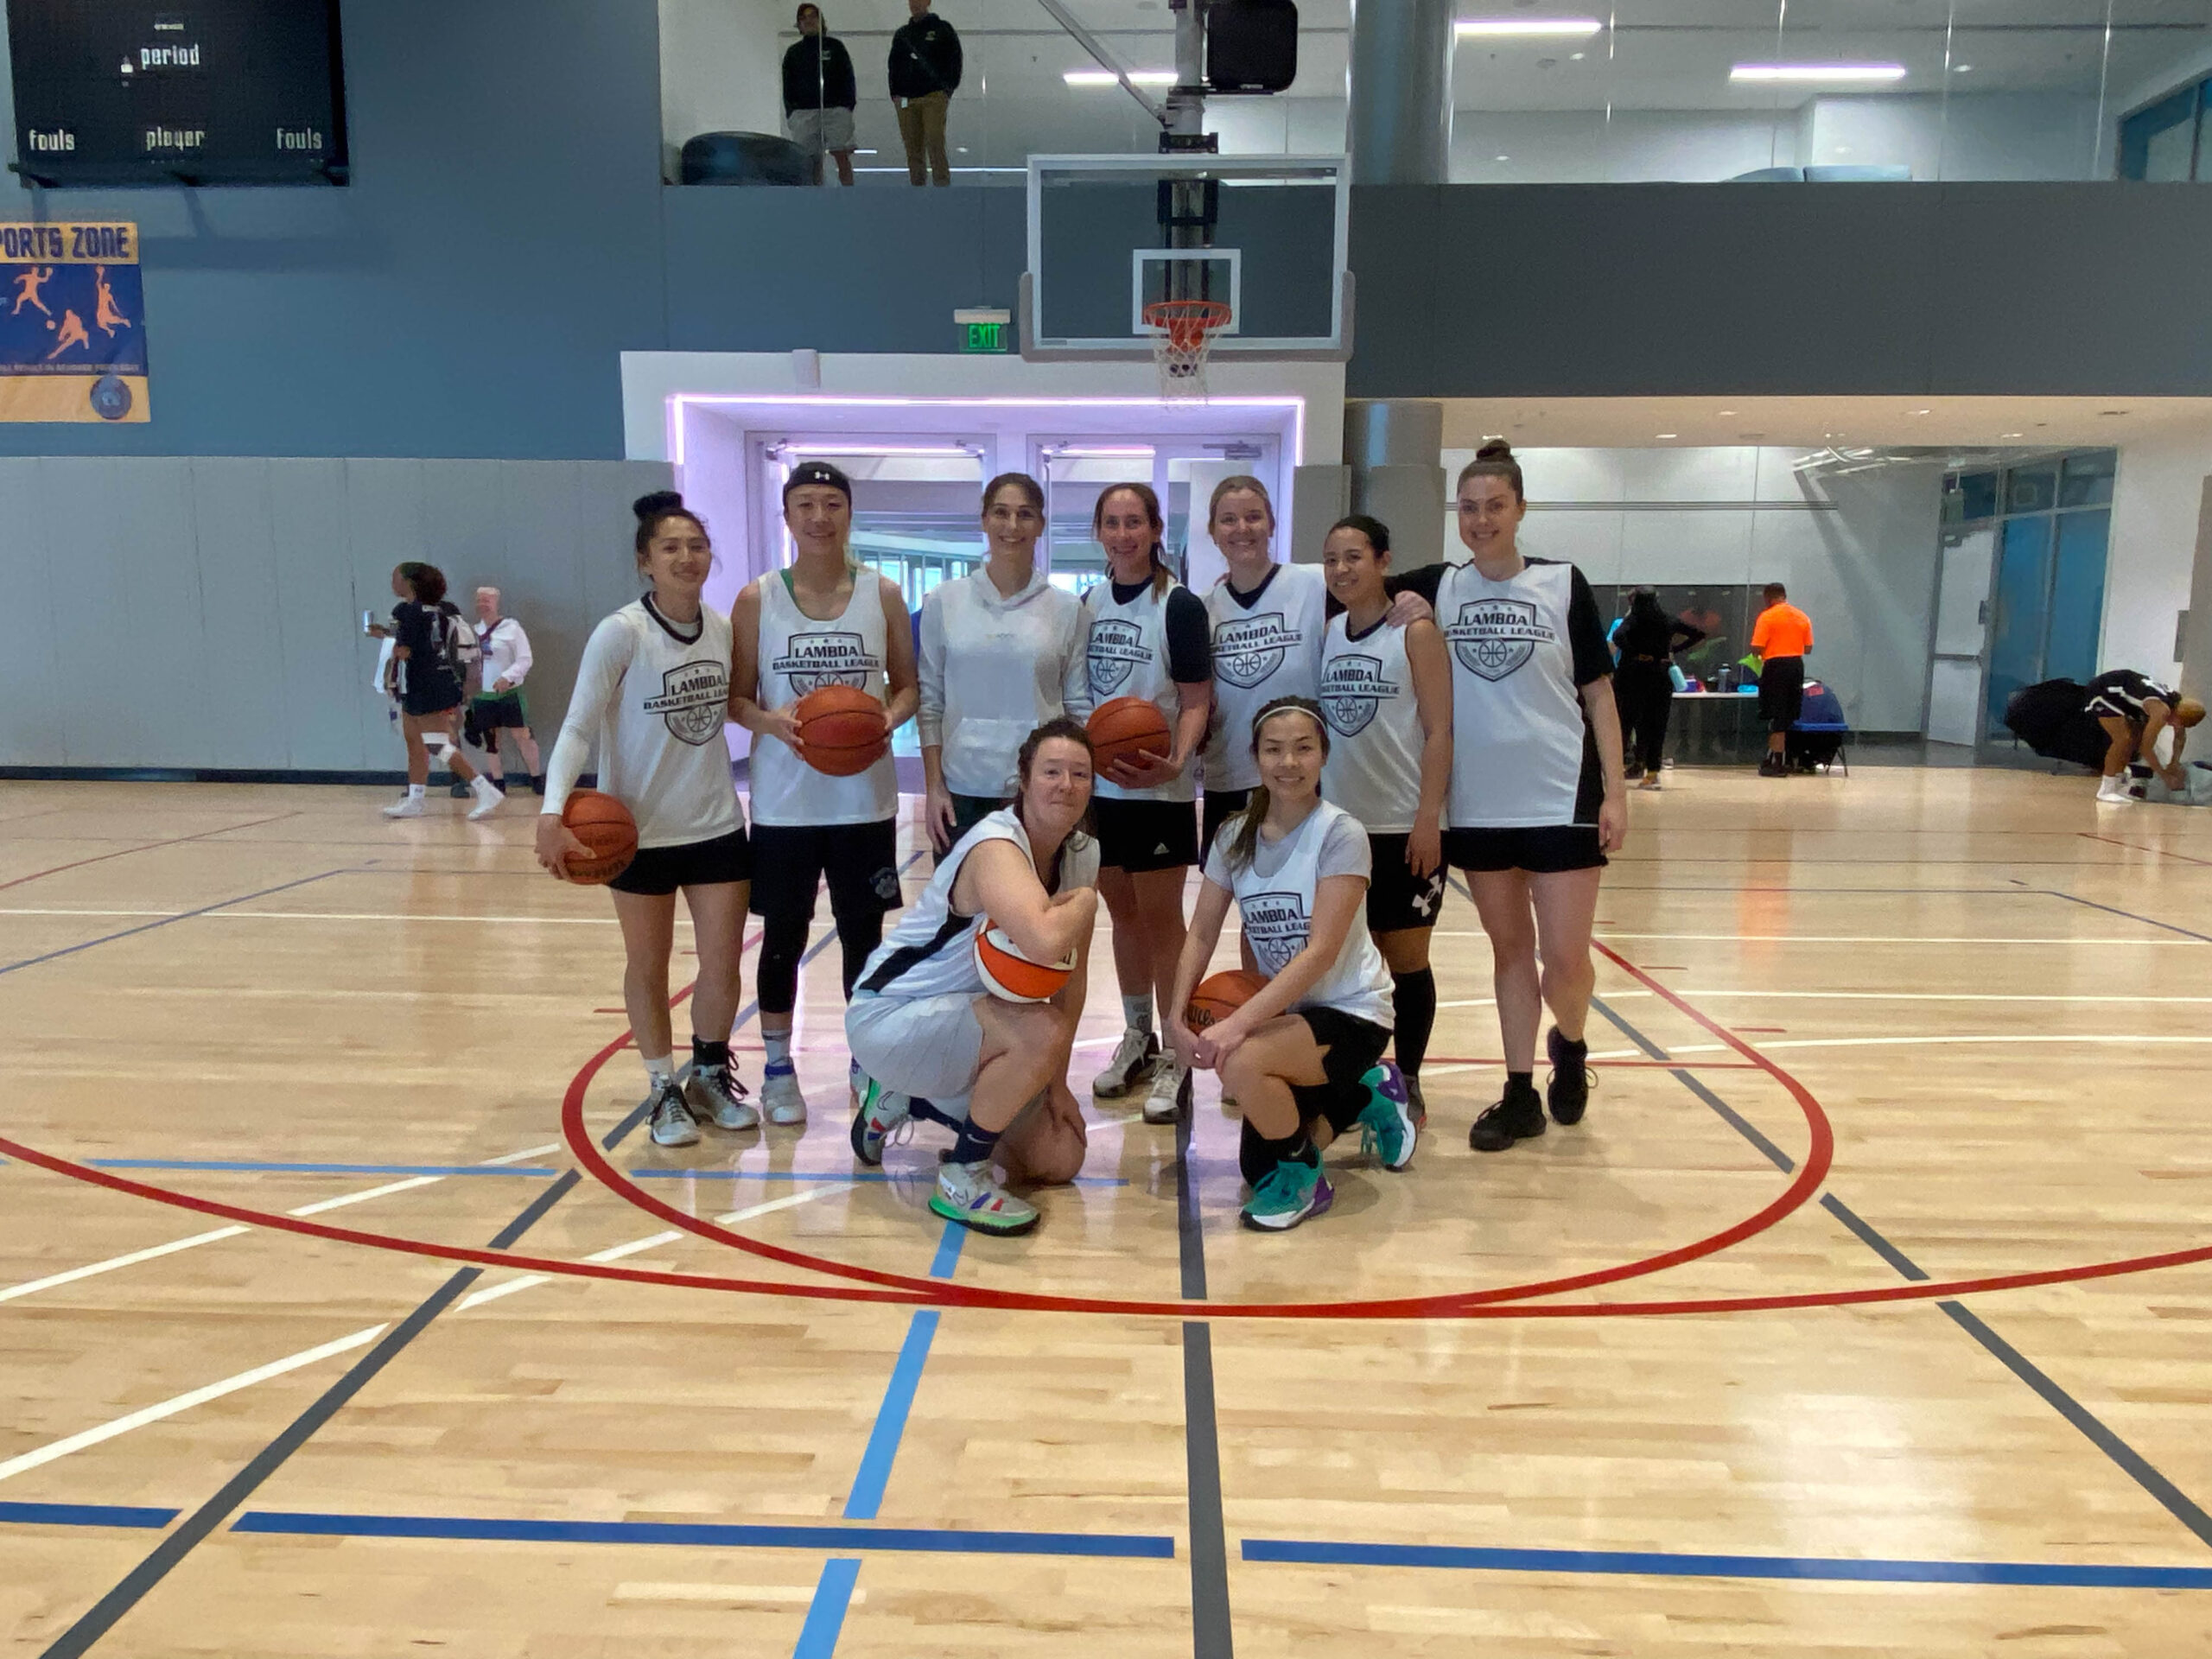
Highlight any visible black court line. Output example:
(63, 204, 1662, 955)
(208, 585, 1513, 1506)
(1174, 1109, 1234, 1659)
(37, 1090, 655, 1658)
(2041, 888, 2212, 944)
(1453, 872, 2212, 1553)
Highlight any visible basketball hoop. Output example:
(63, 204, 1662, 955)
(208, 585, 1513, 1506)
(1142, 298, 1231, 401)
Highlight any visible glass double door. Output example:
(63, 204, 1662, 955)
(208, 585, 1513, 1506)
(1983, 508, 2110, 738)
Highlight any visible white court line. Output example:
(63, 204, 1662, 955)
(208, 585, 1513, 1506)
(1420, 929, 2207, 946)
(1667, 990, 2212, 1004)
(0, 1325, 388, 1483)
(1660, 1034, 2212, 1056)
(454, 1185, 854, 1313)
(0, 1142, 567, 1305)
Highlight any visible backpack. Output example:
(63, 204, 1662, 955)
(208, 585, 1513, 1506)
(430, 604, 477, 686)
(2003, 677, 2087, 755)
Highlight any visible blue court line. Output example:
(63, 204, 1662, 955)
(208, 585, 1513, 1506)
(791, 1558, 863, 1658)
(1240, 1537, 2212, 1589)
(0, 868, 349, 978)
(0, 1500, 178, 1530)
(842, 1222, 966, 1522)
(226, 1510, 1172, 1558)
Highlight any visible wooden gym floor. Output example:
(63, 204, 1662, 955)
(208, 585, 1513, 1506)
(3, 767, 2210, 1656)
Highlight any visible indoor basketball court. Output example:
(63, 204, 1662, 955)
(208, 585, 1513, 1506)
(10, 1, 2212, 1654)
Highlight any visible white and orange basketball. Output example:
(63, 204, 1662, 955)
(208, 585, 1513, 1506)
(973, 921, 1076, 1003)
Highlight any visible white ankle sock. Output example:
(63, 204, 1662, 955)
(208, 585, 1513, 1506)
(1122, 994, 1154, 1036)
(642, 1052, 675, 1086)
(406, 784, 425, 799)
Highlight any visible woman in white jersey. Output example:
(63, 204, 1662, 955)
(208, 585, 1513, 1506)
(849, 719, 1100, 1236)
(918, 472, 1092, 855)
(1167, 699, 1414, 1233)
(730, 460, 920, 1128)
(1082, 480, 1213, 1127)
(536, 493, 754, 1150)
(1198, 476, 1329, 855)
(1317, 514, 1452, 1126)
(1389, 442, 1626, 1154)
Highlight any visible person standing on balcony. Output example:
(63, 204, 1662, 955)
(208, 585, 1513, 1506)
(783, 4, 858, 187)
(889, 0, 962, 187)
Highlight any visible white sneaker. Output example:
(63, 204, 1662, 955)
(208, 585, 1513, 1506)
(683, 1065, 759, 1131)
(646, 1079, 701, 1147)
(762, 1064, 807, 1127)
(467, 778, 505, 820)
(1142, 1058, 1192, 1124)
(1092, 1027, 1159, 1098)
(382, 795, 425, 818)
(2096, 773, 2132, 803)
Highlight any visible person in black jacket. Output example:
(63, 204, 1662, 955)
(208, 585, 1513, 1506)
(889, 0, 962, 187)
(784, 4, 857, 187)
(1611, 587, 1705, 789)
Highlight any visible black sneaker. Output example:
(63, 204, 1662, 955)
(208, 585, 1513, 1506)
(1546, 1027, 1590, 1125)
(1468, 1087, 1545, 1152)
(1622, 761, 1645, 781)
(1758, 753, 1788, 778)
(448, 780, 473, 798)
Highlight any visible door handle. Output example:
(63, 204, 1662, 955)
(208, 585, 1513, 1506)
(1977, 600, 1988, 625)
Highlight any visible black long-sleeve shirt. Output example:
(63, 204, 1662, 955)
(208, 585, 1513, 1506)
(1614, 609, 1705, 661)
(782, 34, 856, 113)
(888, 11, 962, 99)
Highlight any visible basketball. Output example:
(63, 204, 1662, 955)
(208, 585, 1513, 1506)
(973, 921, 1077, 1003)
(1088, 696, 1172, 773)
(1185, 968, 1268, 1032)
(794, 683, 889, 777)
(559, 788, 638, 885)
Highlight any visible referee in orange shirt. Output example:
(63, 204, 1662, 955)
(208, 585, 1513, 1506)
(1750, 582, 1814, 778)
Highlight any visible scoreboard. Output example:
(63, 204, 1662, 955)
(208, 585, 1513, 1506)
(7, 1, 348, 187)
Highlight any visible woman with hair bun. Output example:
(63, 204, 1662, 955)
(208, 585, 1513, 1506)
(1080, 480, 1212, 1126)
(536, 492, 754, 1150)
(373, 561, 501, 821)
(918, 471, 1092, 855)
(730, 460, 920, 1128)
(1388, 441, 1627, 1154)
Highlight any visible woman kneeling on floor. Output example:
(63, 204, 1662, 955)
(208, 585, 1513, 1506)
(1167, 698, 1414, 1233)
(846, 719, 1100, 1236)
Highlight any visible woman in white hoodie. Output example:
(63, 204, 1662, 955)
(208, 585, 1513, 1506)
(918, 472, 1093, 854)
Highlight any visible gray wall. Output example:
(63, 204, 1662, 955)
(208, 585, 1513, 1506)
(0, 458, 669, 771)
(1347, 183, 2212, 398)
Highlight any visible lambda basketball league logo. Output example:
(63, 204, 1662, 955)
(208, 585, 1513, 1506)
(1212, 613, 1302, 690)
(644, 660, 730, 746)
(1240, 891, 1312, 976)
(1088, 619, 1151, 698)
(773, 631, 879, 694)
(1319, 652, 1399, 736)
(1447, 598, 1553, 682)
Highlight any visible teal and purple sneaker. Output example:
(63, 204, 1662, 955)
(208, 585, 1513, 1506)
(1353, 1061, 1417, 1172)
(1240, 1155, 1333, 1232)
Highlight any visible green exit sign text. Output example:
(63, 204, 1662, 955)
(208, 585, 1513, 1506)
(954, 308, 1012, 353)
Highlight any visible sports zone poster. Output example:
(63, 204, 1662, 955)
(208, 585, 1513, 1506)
(1, 221, 149, 422)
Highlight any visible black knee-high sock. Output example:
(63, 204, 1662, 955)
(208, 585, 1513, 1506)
(836, 909, 884, 1000)
(1391, 968, 1436, 1077)
(754, 910, 810, 1017)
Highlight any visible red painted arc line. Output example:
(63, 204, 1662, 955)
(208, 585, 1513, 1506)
(0, 811, 299, 893)
(2078, 831, 2212, 868)
(552, 945, 1836, 1318)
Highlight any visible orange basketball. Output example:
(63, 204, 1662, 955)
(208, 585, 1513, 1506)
(973, 921, 1077, 1003)
(560, 788, 638, 886)
(1185, 968, 1268, 1032)
(1088, 696, 1171, 773)
(794, 683, 889, 777)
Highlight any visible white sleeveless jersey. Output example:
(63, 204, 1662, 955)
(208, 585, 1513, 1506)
(1319, 613, 1427, 835)
(1435, 558, 1597, 829)
(748, 568, 899, 828)
(1202, 562, 1328, 792)
(855, 808, 1099, 1003)
(1084, 577, 1196, 804)
(546, 599, 741, 850)
(1216, 801, 1392, 1027)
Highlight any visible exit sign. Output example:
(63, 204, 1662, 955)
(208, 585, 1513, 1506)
(955, 307, 1011, 353)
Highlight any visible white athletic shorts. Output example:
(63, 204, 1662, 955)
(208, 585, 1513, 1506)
(846, 989, 983, 1103)
(786, 106, 856, 155)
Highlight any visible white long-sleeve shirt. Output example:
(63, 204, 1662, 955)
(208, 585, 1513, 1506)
(476, 616, 533, 690)
(918, 566, 1092, 798)
(542, 597, 741, 849)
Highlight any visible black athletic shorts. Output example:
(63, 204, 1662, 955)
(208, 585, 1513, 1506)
(1446, 824, 1607, 874)
(1237, 1004, 1394, 1182)
(749, 817, 904, 922)
(464, 689, 531, 749)
(942, 791, 1003, 855)
(1758, 655, 1806, 734)
(1365, 833, 1447, 932)
(1092, 796, 1199, 873)
(609, 826, 753, 896)
(1200, 789, 1252, 860)
(399, 682, 464, 720)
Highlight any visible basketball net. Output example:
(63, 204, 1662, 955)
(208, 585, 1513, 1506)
(1142, 298, 1230, 403)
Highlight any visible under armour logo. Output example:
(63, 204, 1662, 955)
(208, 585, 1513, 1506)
(1412, 887, 1436, 918)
